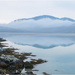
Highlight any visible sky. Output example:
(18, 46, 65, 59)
(0, 0, 75, 23)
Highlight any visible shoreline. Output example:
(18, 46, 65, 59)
(0, 33, 75, 36)
(0, 38, 47, 74)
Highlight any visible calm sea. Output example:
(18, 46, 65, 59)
(0, 33, 75, 75)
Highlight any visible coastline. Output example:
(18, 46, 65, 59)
(0, 38, 47, 74)
(0, 33, 75, 36)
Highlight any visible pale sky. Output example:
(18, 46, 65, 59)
(0, 0, 75, 23)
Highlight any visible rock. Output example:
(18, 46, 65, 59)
(9, 65, 16, 70)
(25, 61, 33, 69)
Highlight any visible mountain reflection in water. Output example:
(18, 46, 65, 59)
(1, 34, 75, 74)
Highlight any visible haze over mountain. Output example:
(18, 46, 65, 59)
(0, 15, 75, 33)
(14, 15, 75, 22)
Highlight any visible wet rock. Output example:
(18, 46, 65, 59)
(25, 61, 34, 69)
(9, 65, 16, 70)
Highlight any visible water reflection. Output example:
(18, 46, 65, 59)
(1, 34, 75, 74)
(1, 34, 75, 49)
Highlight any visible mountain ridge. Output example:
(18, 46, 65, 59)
(14, 15, 75, 22)
(0, 15, 75, 33)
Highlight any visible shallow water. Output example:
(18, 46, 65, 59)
(1, 34, 75, 74)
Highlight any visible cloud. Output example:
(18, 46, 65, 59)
(0, 0, 75, 23)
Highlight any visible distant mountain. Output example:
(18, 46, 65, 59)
(14, 15, 59, 21)
(14, 15, 75, 22)
(60, 17, 75, 22)
(1, 15, 75, 33)
(0, 26, 21, 32)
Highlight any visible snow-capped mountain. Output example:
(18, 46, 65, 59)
(1, 15, 75, 33)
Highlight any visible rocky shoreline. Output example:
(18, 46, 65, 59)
(0, 38, 47, 75)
